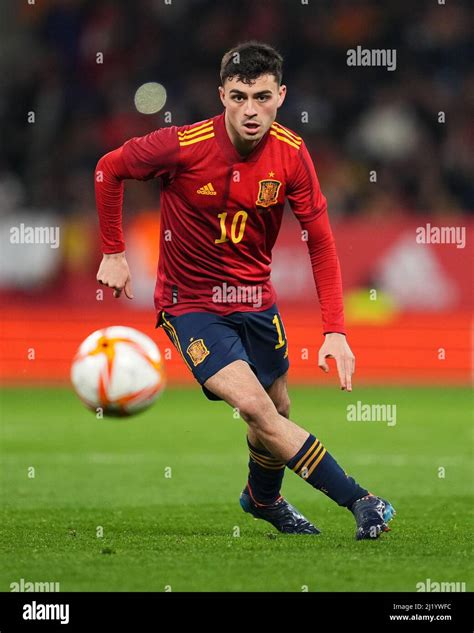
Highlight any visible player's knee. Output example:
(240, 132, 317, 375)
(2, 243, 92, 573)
(238, 394, 274, 426)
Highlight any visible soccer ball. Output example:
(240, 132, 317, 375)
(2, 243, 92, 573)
(71, 326, 165, 416)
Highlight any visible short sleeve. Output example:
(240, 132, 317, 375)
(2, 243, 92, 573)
(121, 126, 181, 181)
(287, 142, 327, 224)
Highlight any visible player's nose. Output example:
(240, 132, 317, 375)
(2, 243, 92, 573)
(244, 99, 258, 116)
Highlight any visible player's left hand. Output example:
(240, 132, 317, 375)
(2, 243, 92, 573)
(318, 333, 355, 392)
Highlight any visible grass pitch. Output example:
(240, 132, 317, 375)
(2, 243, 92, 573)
(1, 386, 472, 592)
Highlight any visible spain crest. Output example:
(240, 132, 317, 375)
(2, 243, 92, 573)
(187, 339, 210, 366)
(256, 179, 282, 208)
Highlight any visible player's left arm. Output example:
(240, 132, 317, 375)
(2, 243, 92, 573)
(287, 141, 355, 391)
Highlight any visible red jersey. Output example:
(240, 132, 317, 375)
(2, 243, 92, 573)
(95, 112, 345, 333)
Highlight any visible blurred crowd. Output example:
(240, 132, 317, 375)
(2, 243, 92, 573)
(1, 0, 472, 223)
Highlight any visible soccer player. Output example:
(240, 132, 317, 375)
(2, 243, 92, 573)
(95, 42, 394, 539)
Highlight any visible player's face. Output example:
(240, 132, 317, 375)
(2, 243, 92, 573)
(219, 74, 286, 147)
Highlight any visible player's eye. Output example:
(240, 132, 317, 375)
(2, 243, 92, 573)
(257, 95, 270, 101)
(232, 95, 244, 102)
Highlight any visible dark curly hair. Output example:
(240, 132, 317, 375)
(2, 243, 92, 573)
(220, 41, 283, 86)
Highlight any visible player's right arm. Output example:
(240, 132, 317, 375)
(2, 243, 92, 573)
(96, 251, 133, 299)
(95, 146, 133, 298)
(94, 127, 180, 298)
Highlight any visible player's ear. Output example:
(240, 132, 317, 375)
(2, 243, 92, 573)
(277, 84, 287, 108)
(218, 86, 226, 107)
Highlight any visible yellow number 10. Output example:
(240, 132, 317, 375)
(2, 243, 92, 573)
(215, 211, 248, 244)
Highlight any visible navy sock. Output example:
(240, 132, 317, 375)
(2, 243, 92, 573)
(246, 438, 285, 505)
(287, 434, 368, 508)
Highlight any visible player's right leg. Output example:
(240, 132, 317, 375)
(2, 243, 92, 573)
(204, 360, 395, 540)
(247, 371, 291, 449)
(158, 310, 318, 534)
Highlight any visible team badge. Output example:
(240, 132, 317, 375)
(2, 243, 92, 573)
(256, 178, 282, 208)
(187, 339, 210, 366)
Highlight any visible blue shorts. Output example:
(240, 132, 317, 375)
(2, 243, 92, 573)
(157, 304, 289, 400)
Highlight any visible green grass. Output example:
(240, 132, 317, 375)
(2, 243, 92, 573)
(0, 386, 472, 592)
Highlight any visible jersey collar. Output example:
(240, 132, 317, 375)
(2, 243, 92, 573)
(214, 111, 270, 164)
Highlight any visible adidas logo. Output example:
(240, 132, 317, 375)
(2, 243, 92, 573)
(197, 183, 217, 195)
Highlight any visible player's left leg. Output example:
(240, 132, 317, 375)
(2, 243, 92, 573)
(242, 371, 320, 534)
(246, 372, 290, 504)
(237, 306, 320, 533)
(241, 306, 290, 507)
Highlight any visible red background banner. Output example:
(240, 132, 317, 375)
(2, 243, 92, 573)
(1, 214, 471, 386)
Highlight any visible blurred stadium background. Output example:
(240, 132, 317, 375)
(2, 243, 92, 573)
(0, 0, 472, 387)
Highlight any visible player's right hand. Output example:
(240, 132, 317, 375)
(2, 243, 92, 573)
(96, 252, 134, 299)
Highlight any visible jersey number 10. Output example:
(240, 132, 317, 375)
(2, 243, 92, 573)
(215, 211, 248, 244)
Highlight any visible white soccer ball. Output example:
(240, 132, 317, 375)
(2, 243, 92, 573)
(71, 326, 165, 417)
